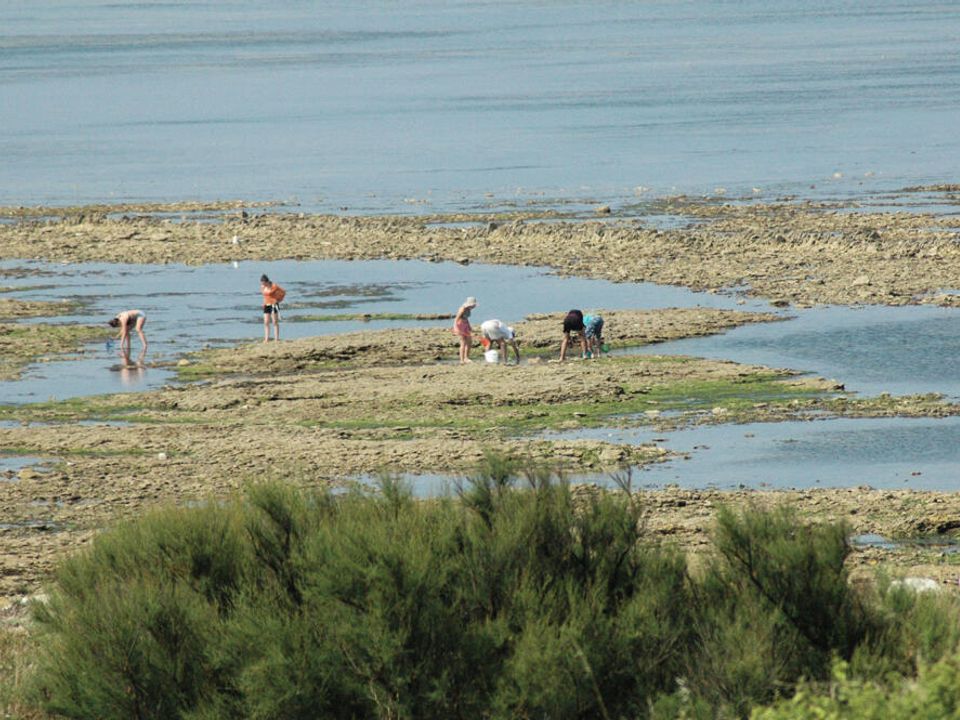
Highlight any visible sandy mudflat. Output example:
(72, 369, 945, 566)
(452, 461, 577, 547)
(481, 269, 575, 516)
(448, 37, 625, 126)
(2, 195, 960, 610)
(0, 307, 958, 607)
(0, 298, 108, 380)
(1, 194, 959, 306)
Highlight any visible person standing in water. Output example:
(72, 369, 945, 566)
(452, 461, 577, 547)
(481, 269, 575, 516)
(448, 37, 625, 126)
(108, 309, 147, 351)
(453, 296, 477, 364)
(260, 274, 285, 342)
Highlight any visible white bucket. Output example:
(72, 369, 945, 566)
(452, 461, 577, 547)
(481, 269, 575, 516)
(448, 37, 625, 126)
(484, 349, 500, 363)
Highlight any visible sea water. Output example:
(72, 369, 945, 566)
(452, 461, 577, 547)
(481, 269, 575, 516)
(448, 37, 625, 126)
(4, 256, 960, 403)
(2, 0, 959, 212)
(0, 256, 764, 403)
(630, 304, 960, 399)
(539, 416, 960, 492)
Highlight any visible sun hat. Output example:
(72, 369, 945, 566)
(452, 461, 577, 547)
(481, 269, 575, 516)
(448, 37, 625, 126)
(464, 296, 478, 307)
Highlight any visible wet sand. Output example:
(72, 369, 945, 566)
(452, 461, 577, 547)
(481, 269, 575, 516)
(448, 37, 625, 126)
(2, 193, 959, 306)
(2, 196, 960, 612)
(0, 298, 108, 380)
(0, 308, 958, 607)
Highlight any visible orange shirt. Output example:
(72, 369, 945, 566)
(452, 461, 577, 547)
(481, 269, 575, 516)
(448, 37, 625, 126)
(262, 284, 282, 305)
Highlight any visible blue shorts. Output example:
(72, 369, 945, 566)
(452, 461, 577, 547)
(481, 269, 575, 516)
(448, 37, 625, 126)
(585, 317, 604, 339)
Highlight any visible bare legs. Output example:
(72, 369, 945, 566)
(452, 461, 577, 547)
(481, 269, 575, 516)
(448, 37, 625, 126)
(120, 316, 148, 353)
(559, 332, 587, 361)
(263, 310, 279, 342)
(496, 340, 520, 365)
(458, 334, 472, 364)
(134, 316, 148, 350)
(587, 334, 603, 358)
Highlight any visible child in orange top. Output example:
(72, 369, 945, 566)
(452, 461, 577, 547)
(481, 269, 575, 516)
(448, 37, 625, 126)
(453, 296, 477, 364)
(260, 274, 283, 342)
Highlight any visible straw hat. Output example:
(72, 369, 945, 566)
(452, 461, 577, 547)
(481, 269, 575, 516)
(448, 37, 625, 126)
(464, 296, 478, 307)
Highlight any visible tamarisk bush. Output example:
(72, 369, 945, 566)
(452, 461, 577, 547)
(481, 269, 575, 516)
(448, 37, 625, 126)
(26, 460, 960, 719)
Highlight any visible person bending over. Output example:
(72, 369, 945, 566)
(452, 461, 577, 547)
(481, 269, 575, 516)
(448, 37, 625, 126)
(480, 318, 520, 364)
(108, 309, 147, 351)
(583, 313, 605, 358)
(559, 309, 586, 361)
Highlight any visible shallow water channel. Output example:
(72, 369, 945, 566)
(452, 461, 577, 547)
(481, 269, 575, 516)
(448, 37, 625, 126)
(0, 455, 51, 479)
(0, 257, 761, 403)
(4, 258, 960, 493)
(630, 304, 960, 399)
(359, 416, 960, 497)
(542, 416, 960, 493)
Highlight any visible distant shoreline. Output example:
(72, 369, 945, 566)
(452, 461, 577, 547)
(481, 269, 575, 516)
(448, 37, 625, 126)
(1, 188, 959, 307)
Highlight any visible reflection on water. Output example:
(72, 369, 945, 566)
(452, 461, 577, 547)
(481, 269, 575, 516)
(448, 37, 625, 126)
(115, 346, 148, 387)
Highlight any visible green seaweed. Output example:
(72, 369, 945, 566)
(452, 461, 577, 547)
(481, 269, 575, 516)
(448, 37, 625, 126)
(305, 371, 827, 435)
(639, 374, 821, 411)
(0, 396, 149, 424)
(0, 322, 110, 380)
(172, 362, 220, 382)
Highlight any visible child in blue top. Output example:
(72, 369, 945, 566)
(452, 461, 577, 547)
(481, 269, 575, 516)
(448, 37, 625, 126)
(583, 314, 605, 358)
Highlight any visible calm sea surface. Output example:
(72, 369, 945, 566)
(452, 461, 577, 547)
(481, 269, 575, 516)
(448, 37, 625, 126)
(2, 1, 958, 213)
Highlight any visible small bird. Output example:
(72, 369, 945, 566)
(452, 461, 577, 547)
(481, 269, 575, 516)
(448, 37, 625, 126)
(232, 235, 240, 245)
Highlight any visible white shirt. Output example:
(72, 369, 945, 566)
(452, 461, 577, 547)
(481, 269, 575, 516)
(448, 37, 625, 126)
(480, 319, 514, 341)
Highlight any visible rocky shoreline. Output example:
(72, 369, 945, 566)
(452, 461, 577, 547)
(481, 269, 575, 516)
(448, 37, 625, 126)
(1, 193, 959, 307)
(2, 195, 960, 614)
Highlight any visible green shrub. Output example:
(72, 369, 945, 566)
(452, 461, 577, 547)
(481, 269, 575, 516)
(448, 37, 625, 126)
(31, 505, 247, 719)
(850, 575, 960, 681)
(30, 462, 692, 719)
(24, 462, 960, 719)
(713, 505, 871, 661)
(678, 504, 877, 713)
(0, 627, 43, 720)
(752, 655, 960, 719)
